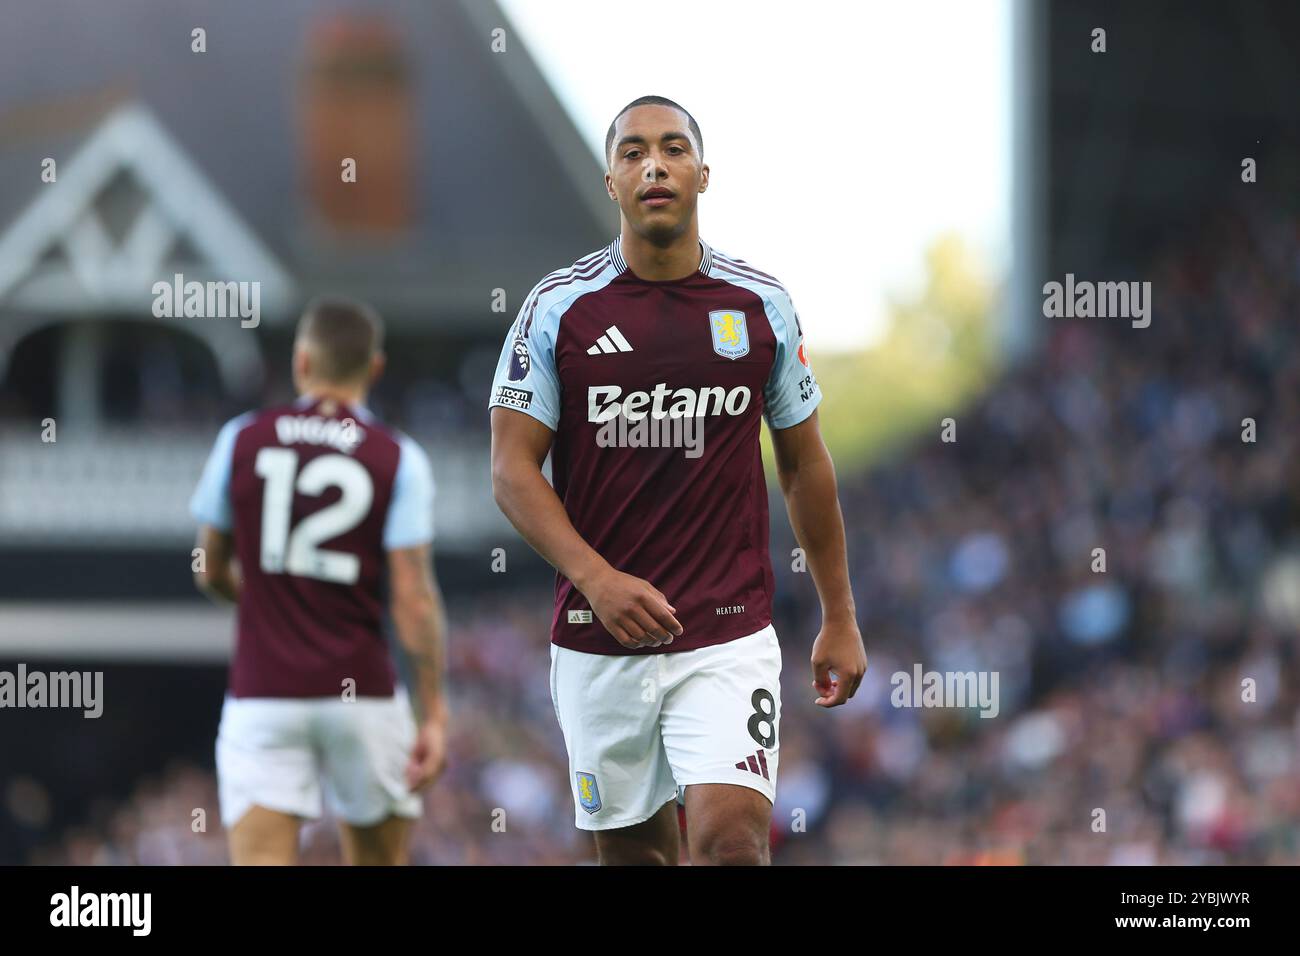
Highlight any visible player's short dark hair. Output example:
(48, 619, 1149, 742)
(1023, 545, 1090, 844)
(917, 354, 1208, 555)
(295, 297, 384, 383)
(605, 95, 703, 164)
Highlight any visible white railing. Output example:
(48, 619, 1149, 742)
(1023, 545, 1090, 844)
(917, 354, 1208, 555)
(0, 427, 510, 548)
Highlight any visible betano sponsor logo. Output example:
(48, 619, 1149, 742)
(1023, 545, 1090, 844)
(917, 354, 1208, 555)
(588, 384, 751, 459)
(587, 384, 751, 422)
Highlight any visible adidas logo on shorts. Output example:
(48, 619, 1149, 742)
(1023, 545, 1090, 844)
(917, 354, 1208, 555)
(735, 749, 771, 781)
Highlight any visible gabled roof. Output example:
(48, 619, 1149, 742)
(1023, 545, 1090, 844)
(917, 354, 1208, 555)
(0, 104, 293, 316)
(0, 0, 616, 325)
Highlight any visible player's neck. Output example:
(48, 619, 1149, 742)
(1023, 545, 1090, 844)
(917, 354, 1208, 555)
(618, 225, 702, 281)
(298, 385, 367, 410)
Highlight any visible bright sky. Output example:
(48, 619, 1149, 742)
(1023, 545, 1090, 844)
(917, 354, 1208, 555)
(499, 0, 1012, 351)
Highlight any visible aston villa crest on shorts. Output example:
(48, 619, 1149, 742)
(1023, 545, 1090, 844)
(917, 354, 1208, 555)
(576, 771, 602, 813)
(708, 310, 749, 360)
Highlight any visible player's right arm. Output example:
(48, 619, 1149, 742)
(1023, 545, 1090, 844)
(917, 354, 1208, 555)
(490, 407, 681, 649)
(487, 295, 681, 649)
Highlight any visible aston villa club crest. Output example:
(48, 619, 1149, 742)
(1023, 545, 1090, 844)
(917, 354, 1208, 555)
(708, 310, 749, 360)
(576, 771, 602, 813)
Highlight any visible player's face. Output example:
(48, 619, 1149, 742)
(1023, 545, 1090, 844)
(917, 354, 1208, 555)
(605, 105, 708, 242)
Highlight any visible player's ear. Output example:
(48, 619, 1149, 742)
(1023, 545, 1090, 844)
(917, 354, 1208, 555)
(368, 351, 386, 386)
(292, 341, 311, 386)
(604, 170, 618, 202)
(699, 163, 709, 193)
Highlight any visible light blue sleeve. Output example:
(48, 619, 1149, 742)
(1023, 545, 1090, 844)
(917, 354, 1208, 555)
(189, 414, 251, 531)
(487, 292, 562, 431)
(383, 435, 435, 550)
(762, 288, 822, 429)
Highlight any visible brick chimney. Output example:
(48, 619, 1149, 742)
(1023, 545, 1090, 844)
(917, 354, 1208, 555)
(301, 15, 413, 235)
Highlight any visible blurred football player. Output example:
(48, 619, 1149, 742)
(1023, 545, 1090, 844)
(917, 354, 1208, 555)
(490, 96, 866, 864)
(191, 298, 447, 865)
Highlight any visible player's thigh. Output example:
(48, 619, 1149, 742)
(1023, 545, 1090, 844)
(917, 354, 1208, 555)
(316, 694, 422, 828)
(550, 644, 677, 833)
(592, 798, 681, 866)
(338, 814, 414, 866)
(682, 783, 772, 865)
(228, 805, 302, 865)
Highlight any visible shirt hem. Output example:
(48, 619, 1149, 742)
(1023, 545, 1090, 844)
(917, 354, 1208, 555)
(550, 617, 772, 656)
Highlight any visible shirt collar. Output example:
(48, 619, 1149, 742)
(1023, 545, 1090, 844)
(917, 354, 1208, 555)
(612, 237, 712, 277)
(294, 394, 373, 421)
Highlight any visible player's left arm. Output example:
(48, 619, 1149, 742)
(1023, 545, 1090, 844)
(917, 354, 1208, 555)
(193, 524, 241, 604)
(387, 543, 448, 792)
(762, 287, 866, 707)
(771, 412, 867, 707)
(384, 436, 447, 792)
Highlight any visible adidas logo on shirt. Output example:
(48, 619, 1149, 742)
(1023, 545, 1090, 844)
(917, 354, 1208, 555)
(586, 326, 634, 355)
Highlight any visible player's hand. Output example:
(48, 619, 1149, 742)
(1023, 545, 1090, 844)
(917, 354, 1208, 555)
(811, 620, 867, 707)
(581, 567, 683, 650)
(405, 715, 447, 792)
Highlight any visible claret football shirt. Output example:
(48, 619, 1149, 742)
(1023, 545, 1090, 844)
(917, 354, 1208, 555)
(190, 396, 434, 697)
(489, 238, 821, 655)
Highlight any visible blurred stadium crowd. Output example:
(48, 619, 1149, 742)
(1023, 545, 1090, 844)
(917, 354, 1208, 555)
(33, 205, 1300, 864)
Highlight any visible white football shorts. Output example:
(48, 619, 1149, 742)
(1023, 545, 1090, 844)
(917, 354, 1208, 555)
(550, 624, 782, 830)
(215, 690, 422, 829)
